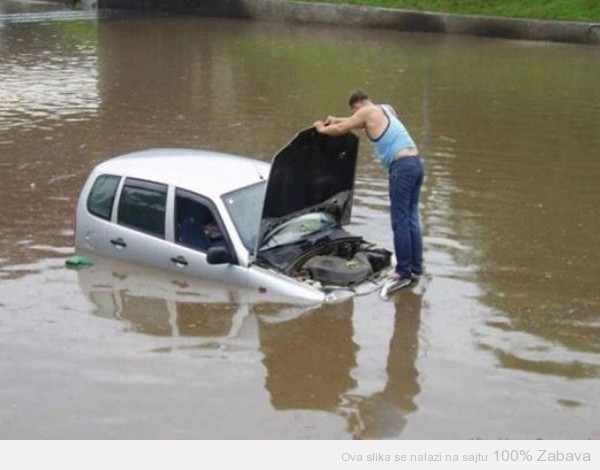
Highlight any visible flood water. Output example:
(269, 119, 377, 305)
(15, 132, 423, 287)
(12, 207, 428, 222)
(1, 1, 599, 439)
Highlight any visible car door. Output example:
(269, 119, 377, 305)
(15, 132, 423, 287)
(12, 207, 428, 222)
(166, 188, 249, 287)
(104, 177, 174, 271)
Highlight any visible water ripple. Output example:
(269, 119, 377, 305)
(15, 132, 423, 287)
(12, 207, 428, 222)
(0, 54, 100, 131)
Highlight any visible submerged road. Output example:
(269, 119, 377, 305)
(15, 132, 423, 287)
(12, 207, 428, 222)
(0, 3, 599, 438)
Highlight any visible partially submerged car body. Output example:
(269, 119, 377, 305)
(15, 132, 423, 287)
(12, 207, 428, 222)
(75, 128, 391, 303)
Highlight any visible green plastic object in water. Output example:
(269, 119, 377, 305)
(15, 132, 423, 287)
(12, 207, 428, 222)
(65, 255, 92, 268)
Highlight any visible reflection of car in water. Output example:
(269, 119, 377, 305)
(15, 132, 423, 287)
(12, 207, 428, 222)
(74, 128, 391, 304)
(76, 256, 255, 340)
(76, 256, 423, 439)
(258, 300, 358, 411)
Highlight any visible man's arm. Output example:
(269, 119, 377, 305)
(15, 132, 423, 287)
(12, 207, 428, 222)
(314, 108, 369, 136)
(324, 115, 347, 125)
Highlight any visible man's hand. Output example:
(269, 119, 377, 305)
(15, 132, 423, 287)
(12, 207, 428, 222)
(314, 116, 344, 132)
(315, 107, 367, 136)
(313, 120, 326, 133)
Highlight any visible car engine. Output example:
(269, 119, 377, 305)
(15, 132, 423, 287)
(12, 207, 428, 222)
(295, 242, 391, 287)
(301, 252, 373, 286)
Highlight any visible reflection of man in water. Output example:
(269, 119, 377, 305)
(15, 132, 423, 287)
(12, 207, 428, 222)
(353, 293, 422, 439)
(258, 293, 423, 439)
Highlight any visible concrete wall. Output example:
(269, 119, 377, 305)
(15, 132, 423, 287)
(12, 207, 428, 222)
(98, 0, 600, 45)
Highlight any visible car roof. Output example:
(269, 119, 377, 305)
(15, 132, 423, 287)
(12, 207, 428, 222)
(93, 148, 270, 197)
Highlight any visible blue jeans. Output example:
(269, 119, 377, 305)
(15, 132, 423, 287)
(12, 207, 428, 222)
(388, 156, 424, 278)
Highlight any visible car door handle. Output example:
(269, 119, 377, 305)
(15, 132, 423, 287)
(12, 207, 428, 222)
(110, 238, 127, 249)
(170, 256, 189, 267)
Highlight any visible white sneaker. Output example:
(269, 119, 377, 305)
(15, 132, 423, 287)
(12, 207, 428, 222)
(380, 273, 412, 299)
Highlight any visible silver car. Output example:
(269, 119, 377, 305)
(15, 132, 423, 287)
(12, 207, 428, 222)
(75, 128, 391, 303)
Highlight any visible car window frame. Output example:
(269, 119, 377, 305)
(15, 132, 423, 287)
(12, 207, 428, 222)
(116, 177, 168, 239)
(174, 188, 238, 265)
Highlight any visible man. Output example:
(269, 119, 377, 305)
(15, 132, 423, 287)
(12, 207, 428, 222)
(314, 90, 424, 294)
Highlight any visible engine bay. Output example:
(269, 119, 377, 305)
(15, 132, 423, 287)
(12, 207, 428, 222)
(257, 229, 391, 287)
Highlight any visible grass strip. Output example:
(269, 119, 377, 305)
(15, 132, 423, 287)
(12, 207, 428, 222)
(272, 0, 600, 22)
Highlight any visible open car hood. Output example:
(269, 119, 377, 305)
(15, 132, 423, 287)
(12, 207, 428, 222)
(256, 127, 359, 254)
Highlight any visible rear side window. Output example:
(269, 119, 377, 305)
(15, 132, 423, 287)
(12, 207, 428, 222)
(117, 178, 167, 238)
(87, 174, 121, 221)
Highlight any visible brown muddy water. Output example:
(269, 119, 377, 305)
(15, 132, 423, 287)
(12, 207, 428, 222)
(0, 1, 599, 439)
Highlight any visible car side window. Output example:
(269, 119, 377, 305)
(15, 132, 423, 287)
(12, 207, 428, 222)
(87, 174, 121, 221)
(117, 178, 167, 238)
(175, 190, 226, 254)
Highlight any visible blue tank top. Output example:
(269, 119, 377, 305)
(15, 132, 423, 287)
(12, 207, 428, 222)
(370, 105, 416, 169)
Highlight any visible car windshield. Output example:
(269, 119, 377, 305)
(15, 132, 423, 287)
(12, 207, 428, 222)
(222, 181, 267, 251)
(260, 212, 337, 251)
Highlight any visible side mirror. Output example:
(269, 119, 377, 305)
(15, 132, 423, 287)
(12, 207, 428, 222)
(206, 246, 232, 265)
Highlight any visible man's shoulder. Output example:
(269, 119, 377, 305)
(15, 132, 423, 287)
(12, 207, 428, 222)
(361, 103, 382, 115)
(363, 103, 388, 122)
